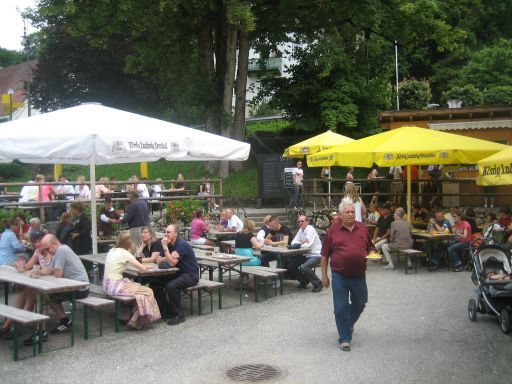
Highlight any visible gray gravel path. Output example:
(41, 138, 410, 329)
(1, 264, 510, 384)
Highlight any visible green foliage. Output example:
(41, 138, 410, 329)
(0, 209, 32, 232)
(249, 102, 280, 118)
(483, 86, 512, 105)
(165, 199, 203, 226)
(0, 163, 26, 180)
(0, 48, 24, 67)
(459, 39, 512, 90)
(398, 79, 432, 110)
(441, 85, 483, 107)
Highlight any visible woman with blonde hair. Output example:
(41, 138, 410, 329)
(103, 232, 161, 329)
(74, 175, 91, 200)
(235, 219, 262, 266)
(341, 181, 367, 222)
(95, 176, 112, 199)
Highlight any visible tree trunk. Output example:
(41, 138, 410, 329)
(218, 16, 238, 178)
(231, 26, 250, 172)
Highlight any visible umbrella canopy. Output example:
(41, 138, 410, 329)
(0, 103, 250, 253)
(283, 130, 353, 158)
(307, 126, 507, 167)
(0, 103, 250, 164)
(477, 146, 512, 186)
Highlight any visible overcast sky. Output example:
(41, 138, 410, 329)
(0, 0, 38, 51)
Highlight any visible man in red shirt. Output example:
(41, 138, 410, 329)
(321, 201, 376, 352)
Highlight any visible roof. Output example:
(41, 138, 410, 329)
(429, 119, 512, 131)
(0, 60, 37, 116)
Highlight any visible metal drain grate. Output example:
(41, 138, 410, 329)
(225, 364, 283, 382)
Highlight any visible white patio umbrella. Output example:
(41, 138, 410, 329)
(0, 103, 250, 252)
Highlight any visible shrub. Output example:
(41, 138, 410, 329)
(483, 86, 512, 105)
(398, 79, 432, 110)
(165, 199, 204, 226)
(441, 85, 483, 107)
(0, 163, 25, 179)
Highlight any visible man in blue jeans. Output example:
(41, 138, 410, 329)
(321, 201, 375, 351)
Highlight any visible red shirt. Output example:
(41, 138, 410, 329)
(322, 221, 375, 277)
(454, 220, 472, 243)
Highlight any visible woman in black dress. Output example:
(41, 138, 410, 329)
(70, 201, 92, 255)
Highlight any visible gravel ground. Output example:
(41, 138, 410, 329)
(1, 264, 511, 384)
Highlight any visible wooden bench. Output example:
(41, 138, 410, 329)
(241, 268, 278, 302)
(0, 304, 49, 361)
(183, 279, 224, 315)
(75, 296, 115, 340)
(397, 249, 425, 274)
(243, 266, 287, 295)
(89, 284, 135, 332)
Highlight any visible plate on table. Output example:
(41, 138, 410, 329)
(366, 252, 382, 260)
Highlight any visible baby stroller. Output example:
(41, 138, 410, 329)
(468, 238, 512, 334)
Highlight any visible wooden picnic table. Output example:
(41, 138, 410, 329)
(260, 245, 308, 269)
(0, 265, 89, 352)
(207, 228, 238, 241)
(78, 253, 179, 278)
(194, 251, 251, 309)
(411, 229, 456, 270)
(0, 194, 21, 202)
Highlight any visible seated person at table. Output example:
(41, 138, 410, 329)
(219, 212, 228, 228)
(366, 203, 380, 225)
(162, 224, 199, 325)
(190, 209, 216, 247)
(446, 210, 472, 272)
(69, 201, 92, 256)
(14, 213, 31, 241)
(218, 208, 244, 232)
(103, 232, 161, 330)
(98, 196, 122, 236)
(0, 219, 27, 265)
(136, 226, 171, 312)
(0, 231, 49, 343)
(95, 176, 113, 199)
(464, 208, 479, 236)
(261, 216, 293, 267)
(39, 235, 90, 334)
(292, 215, 323, 292)
(56, 212, 74, 247)
(171, 173, 189, 196)
(428, 210, 453, 270)
(381, 208, 413, 270)
(234, 219, 262, 265)
(256, 215, 272, 245)
(372, 203, 393, 252)
(26, 217, 44, 241)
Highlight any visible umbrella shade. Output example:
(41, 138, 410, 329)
(0, 103, 250, 164)
(283, 130, 353, 158)
(307, 126, 507, 167)
(0, 103, 250, 254)
(477, 146, 512, 186)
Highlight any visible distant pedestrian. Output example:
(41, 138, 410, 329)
(122, 191, 149, 249)
(321, 201, 375, 352)
(291, 161, 304, 208)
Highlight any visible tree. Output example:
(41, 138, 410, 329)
(398, 79, 432, 110)
(483, 86, 512, 105)
(441, 85, 483, 107)
(29, 0, 256, 177)
(0, 48, 23, 67)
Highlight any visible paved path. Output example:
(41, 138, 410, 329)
(1, 265, 510, 383)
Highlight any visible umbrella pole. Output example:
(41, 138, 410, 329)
(407, 165, 411, 222)
(90, 156, 98, 254)
(328, 166, 331, 208)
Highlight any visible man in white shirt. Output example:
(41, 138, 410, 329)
(291, 215, 323, 292)
(291, 161, 304, 209)
(137, 177, 150, 198)
(222, 208, 243, 232)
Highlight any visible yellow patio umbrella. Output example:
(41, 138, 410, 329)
(283, 130, 353, 206)
(307, 126, 507, 218)
(283, 130, 353, 158)
(140, 161, 149, 178)
(477, 146, 512, 186)
(53, 164, 62, 181)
